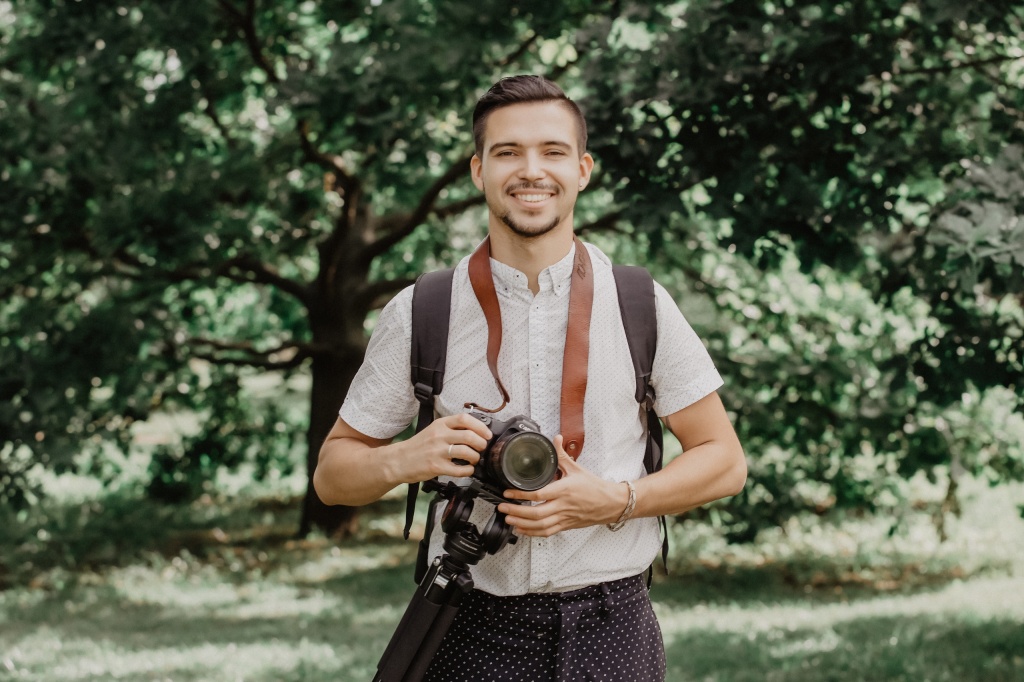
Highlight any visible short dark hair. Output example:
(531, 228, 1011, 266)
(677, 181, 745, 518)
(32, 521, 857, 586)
(472, 75, 588, 156)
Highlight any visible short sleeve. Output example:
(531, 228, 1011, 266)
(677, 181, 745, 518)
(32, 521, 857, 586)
(338, 286, 420, 440)
(650, 282, 724, 417)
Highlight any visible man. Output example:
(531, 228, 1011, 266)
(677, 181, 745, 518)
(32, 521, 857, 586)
(314, 75, 746, 681)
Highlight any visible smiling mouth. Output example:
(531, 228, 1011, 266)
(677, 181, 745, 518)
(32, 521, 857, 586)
(508, 184, 558, 206)
(515, 193, 552, 203)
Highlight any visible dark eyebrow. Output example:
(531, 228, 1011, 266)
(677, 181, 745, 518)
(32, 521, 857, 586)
(487, 140, 574, 153)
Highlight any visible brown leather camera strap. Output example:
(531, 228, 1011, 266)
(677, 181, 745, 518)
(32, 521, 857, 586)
(558, 239, 593, 458)
(466, 236, 511, 413)
(465, 235, 593, 460)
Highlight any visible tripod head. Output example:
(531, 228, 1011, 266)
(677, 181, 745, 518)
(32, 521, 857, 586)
(423, 478, 518, 567)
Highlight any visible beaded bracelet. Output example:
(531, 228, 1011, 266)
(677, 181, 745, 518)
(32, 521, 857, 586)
(606, 480, 637, 532)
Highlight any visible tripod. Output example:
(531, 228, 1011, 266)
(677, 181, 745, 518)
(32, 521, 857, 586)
(373, 480, 517, 682)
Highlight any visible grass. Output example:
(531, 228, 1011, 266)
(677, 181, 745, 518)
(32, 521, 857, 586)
(1, 481, 1023, 681)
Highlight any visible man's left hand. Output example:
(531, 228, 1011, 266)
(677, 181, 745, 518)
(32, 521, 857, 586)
(497, 435, 630, 537)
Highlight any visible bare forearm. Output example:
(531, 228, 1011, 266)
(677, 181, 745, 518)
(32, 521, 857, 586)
(632, 441, 747, 518)
(624, 391, 748, 518)
(313, 415, 492, 508)
(313, 437, 406, 506)
(499, 433, 746, 537)
(500, 393, 748, 536)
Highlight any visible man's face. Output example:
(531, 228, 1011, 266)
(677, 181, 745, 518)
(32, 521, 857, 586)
(471, 101, 595, 239)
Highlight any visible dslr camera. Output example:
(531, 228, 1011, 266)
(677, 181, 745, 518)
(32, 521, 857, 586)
(454, 411, 559, 500)
(426, 410, 558, 562)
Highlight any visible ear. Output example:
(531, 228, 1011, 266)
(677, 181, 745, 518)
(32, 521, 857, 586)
(577, 152, 596, 191)
(470, 154, 484, 191)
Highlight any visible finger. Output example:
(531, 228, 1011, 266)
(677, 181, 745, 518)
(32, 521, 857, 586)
(502, 480, 560, 502)
(448, 461, 477, 478)
(447, 442, 480, 466)
(497, 501, 546, 518)
(448, 412, 493, 443)
(553, 435, 581, 475)
(504, 512, 560, 537)
(443, 443, 477, 478)
(558, 448, 578, 472)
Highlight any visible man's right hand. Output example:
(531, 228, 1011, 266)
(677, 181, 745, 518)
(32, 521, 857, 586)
(391, 413, 492, 483)
(313, 414, 492, 506)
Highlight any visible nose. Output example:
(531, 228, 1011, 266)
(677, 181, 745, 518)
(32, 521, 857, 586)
(518, 151, 546, 181)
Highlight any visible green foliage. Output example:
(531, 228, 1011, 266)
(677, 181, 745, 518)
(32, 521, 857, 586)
(2, 0, 1022, 540)
(581, 0, 1024, 539)
(0, 0, 628, 522)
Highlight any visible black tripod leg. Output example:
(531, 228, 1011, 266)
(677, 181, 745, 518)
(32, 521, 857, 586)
(403, 601, 461, 680)
(374, 589, 445, 682)
(373, 560, 474, 682)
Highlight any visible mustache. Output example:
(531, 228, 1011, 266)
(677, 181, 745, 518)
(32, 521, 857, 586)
(505, 182, 560, 195)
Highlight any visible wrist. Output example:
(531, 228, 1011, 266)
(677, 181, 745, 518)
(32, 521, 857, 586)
(380, 439, 410, 487)
(606, 480, 637, 532)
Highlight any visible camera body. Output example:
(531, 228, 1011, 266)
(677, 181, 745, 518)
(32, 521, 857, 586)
(459, 411, 558, 500)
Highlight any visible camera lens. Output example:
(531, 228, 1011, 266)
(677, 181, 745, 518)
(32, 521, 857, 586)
(492, 432, 557, 491)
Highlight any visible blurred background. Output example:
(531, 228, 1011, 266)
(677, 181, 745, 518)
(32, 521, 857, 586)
(1, 0, 1023, 679)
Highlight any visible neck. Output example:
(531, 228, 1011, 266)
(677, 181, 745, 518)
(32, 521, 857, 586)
(487, 218, 576, 294)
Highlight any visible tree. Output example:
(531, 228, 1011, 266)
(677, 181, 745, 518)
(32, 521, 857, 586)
(0, 0, 611, 534)
(3, 0, 1022, 543)
(579, 0, 1024, 539)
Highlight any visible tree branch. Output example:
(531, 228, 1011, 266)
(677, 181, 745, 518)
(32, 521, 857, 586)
(191, 348, 310, 371)
(188, 336, 320, 370)
(498, 31, 540, 67)
(362, 154, 474, 263)
(353, 276, 418, 313)
(297, 120, 358, 196)
(97, 242, 313, 306)
(434, 194, 487, 219)
(217, 0, 279, 84)
(893, 53, 1023, 78)
(216, 254, 314, 305)
(575, 209, 626, 236)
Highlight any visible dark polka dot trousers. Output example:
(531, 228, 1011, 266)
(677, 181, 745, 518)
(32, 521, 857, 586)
(423, 574, 666, 681)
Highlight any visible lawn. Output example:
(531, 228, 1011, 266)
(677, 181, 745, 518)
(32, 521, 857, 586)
(1, 480, 1022, 681)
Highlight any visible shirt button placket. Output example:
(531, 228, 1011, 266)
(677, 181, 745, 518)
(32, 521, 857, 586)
(528, 294, 546, 421)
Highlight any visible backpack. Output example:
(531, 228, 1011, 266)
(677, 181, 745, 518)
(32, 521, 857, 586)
(404, 264, 667, 582)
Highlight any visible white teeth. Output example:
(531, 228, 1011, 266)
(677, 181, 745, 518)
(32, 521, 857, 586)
(517, 194, 549, 202)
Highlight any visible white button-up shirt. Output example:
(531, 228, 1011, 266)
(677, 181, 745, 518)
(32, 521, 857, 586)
(340, 241, 723, 595)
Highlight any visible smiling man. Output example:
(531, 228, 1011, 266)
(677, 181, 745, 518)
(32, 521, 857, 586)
(314, 76, 747, 681)
(471, 97, 593, 243)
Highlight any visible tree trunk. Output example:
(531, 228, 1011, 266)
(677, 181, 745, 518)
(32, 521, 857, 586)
(299, 344, 363, 538)
(297, 219, 379, 538)
(296, 199, 408, 538)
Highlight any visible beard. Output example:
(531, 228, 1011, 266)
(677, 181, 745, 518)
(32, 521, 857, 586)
(487, 184, 564, 239)
(499, 211, 562, 238)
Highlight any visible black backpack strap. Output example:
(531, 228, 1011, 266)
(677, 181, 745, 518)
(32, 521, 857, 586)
(404, 268, 455, 542)
(612, 265, 669, 573)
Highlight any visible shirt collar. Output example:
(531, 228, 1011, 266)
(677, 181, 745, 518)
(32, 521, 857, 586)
(489, 243, 577, 298)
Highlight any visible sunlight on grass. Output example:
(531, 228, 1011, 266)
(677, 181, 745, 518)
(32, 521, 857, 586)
(656, 575, 1024, 637)
(2, 477, 1022, 681)
(13, 631, 341, 681)
(111, 564, 341, 620)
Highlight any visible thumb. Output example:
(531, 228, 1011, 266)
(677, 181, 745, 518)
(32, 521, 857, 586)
(554, 435, 581, 476)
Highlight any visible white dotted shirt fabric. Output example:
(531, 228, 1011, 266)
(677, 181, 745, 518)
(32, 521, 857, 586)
(340, 241, 723, 597)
